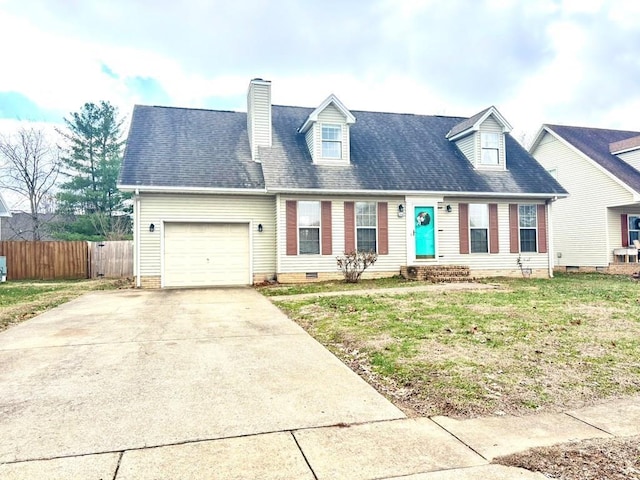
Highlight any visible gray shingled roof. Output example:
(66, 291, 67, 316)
(120, 104, 567, 197)
(545, 124, 640, 193)
(120, 106, 264, 189)
(445, 106, 492, 139)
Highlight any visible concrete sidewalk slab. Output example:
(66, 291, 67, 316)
(293, 418, 486, 480)
(116, 432, 313, 480)
(0, 289, 404, 463)
(0, 452, 119, 480)
(432, 413, 612, 461)
(567, 396, 640, 436)
(382, 464, 548, 479)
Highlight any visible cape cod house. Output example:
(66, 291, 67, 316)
(530, 124, 640, 272)
(118, 79, 566, 288)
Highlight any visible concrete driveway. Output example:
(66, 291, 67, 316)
(0, 288, 408, 476)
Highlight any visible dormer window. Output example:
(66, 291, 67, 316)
(481, 133, 499, 165)
(322, 124, 342, 159)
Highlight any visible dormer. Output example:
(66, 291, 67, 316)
(610, 135, 640, 171)
(298, 94, 356, 165)
(446, 106, 512, 170)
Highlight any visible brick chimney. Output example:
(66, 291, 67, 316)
(247, 78, 272, 162)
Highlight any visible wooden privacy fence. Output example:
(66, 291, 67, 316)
(0, 241, 88, 280)
(88, 241, 134, 278)
(0, 241, 133, 280)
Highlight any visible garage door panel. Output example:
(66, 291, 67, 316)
(164, 223, 250, 287)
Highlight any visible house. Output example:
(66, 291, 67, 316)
(118, 79, 567, 288)
(0, 211, 57, 241)
(530, 125, 640, 272)
(0, 192, 11, 240)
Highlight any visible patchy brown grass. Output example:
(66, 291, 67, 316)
(495, 436, 640, 480)
(0, 278, 133, 332)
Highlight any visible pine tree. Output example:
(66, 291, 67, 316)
(55, 101, 131, 240)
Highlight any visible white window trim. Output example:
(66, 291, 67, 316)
(321, 123, 342, 159)
(518, 204, 538, 253)
(469, 203, 490, 254)
(629, 215, 640, 245)
(355, 201, 378, 253)
(480, 132, 500, 166)
(298, 201, 321, 255)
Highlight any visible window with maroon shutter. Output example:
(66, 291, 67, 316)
(621, 214, 629, 247)
(286, 201, 297, 255)
(377, 202, 388, 255)
(459, 203, 469, 254)
(344, 202, 355, 253)
(509, 204, 519, 253)
(489, 203, 499, 253)
(537, 204, 547, 254)
(321, 201, 332, 255)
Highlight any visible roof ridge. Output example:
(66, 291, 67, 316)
(546, 123, 640, 135)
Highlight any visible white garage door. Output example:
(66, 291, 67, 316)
(164, 222, 250, 287)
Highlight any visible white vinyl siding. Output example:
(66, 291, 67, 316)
(532, 131, 637, 267)
(247, 81, 271, 161)
(476, 116, 506, 169)
(617, 150, 640, 171)
(436, 199, 549, 271)
(455, 134, 476, 164)
(278, 195, 405, 274)
(137, 193, 276, 280)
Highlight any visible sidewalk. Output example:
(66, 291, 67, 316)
(2, 395, 638, 479)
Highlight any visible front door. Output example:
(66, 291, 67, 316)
(414, 206, 435, 259)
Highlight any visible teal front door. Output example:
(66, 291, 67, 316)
(415, 206, 435, 259)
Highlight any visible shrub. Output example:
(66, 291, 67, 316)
(336, 251, 378, 283)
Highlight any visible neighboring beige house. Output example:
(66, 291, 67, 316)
(118, 79, 566, 289)
(530, 124, 640, 271)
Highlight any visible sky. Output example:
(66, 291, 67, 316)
(0, 0, 639, 206)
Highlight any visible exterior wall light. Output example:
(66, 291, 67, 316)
(446, 205, 452, 213)
(149, 223, 155, 233)
(397, 204, 405, 217)
(258, 224, 263, 232)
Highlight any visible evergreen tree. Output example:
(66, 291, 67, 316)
(55, 101, 131, 240)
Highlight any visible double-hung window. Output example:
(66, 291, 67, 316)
(298, 201, 320, 254)
(519, 205, 537, 252)
(469, 204, 489, 253)
(629, 215, 640, 245)
(321, 124, 342, 159)
(356, 201, 377, 252)
(480, 133, 499, 165)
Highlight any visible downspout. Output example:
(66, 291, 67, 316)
(546, 197, 556, 278)
(134, 189, 141, 287)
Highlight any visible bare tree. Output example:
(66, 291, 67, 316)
(0, 127, 60, 240)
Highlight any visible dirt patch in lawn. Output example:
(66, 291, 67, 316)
(494, 435, 640, 480)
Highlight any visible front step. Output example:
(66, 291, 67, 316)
(401, 265, 472, 283)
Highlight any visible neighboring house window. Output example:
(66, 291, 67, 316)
(480, 133, 499, 165)
(469, 204, 489, 253)
(356, 201, 377, 252)
(298, 201, 320, 254)
(322, 124, 342, 159)
(519, 204, 537, 252)
(629, 215, 640, 244)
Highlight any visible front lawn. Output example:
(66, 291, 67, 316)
(272, 273, 640, 418)
(0, 278, 130, 332)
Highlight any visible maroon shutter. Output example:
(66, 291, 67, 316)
(344, 202, 355, 253)
(321, 201, 332, 255)
(377, 202, 388, 255)
(489, 203, 499, 254)
(459, 203, 469, 254)
(509, 204, 519, 253)
(537, 204, 548, 253)
(621, 214, 629, 247)
(286, 200, 297, 255)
